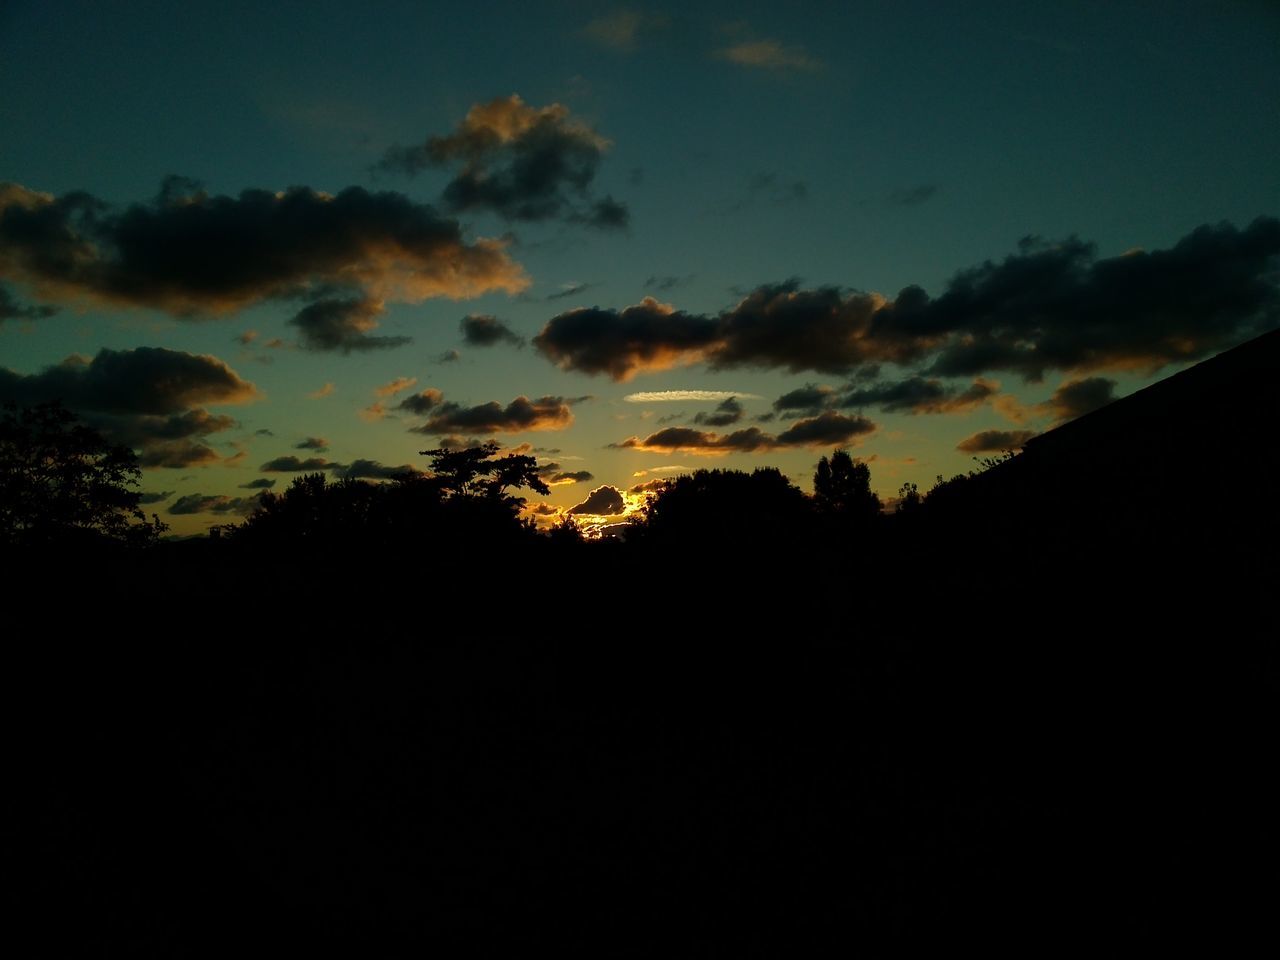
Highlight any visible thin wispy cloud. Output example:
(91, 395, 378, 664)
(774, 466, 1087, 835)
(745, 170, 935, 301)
(624, 390, 762, 403)
(715, 39, 823, 73)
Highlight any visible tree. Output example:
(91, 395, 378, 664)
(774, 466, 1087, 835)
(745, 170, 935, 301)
(419, 440, 550, 506)
(812, 449, 880, 523)
(0, 401, 166, 547)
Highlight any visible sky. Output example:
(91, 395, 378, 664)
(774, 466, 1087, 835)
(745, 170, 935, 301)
(2, 0, 1277, 534)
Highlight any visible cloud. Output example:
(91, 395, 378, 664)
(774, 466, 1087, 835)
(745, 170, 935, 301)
(534, 218, 1280, 381)
(411, 394, 577, 435)
(396, 389, 444, 414)
(645, 274, 695, 291)
(568, 484, 626, 515)
(377, 95, 628, 229)
(889, 185, 939, 206)
(289, 296, 410, 353)
(628, 478, 668, 494)
(308, 382, 335, 399)
(1041, 377, 1117, 422)
(612, 412, 874, 454)
(624, 389, 761, 403)
(295, 436, 329, 451)
(335, 458, 422, 480)
(434, 349, 461, 364)
(529, 502, 560, 516)
(693, 396, 744, 426)
(956, 429, 1038, 453)
(90, 408, 240, 469)
(773, 383, 836, 412)
(260, 455, 344, 472)
(535, 296, 720, 380)
(581, 10, 668, 50)
(240, 478, 276, 489)
(0, 180, 528, 317)
(169, 492, 261, 516)
(715, 40, 823, 72)
(547, 281, 595, 301)
(537, 461, 594, 485)
(0, 346, 257, 414)
(460, 313, 524, 347)
(837, 377, 997, 414)
(0, 346, 259, 468)
(0, 283, 56, 322)
(138, 491, 173, 504)
(234, 330, 257, 345)
(374, 376, 417, 397)
(774, 411, 876, 446)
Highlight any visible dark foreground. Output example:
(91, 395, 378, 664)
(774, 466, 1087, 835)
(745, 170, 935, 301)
(10, 534, 1275, 953)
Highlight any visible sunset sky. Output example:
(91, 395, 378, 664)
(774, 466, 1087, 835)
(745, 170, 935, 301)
(2, 1, 1277, 534)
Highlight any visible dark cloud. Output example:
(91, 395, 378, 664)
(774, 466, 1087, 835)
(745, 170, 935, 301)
(645, 274, 695, 291)
(530, 502, 559, 516)
(711, 282, 908, 373)
(612, 412, 874, 454)
(837, 377, 997, 414)
(412, 395, 577, 435)
(92, 408, 240, 469)
(169, 493, 261, 516)
(774, 411, 876, 446)
(289, 296, 410, 353)
(260, 455, 344, 472)
(434, 349, 461, 364)
(956, 429, 1038, 453)
(377, 95, 629, 229)
(0, 180, 527, 316)
(773, 383, 836, 413)
(923, 220, 1280, 379)
(547, 282, 595, 301)
(533, 218, 1280, 381)
(295, 436, 329, 451)
(534, 296, 720, 380)
(715, 174, 808, 216)
(240, 478, 276, 489)
(0, 347, 257, 414)
(461, 313, 524, 347)
(693, 396, 744, 427)
(568, 485, 626, 516)
(611, 426, 771, 454)
(1043, 377, 1117, 422)
(0, 346, 258, 468)
(0, 283, 56, 322)
(547, 469, 593, 483)
(432, 435, 487, 451)
(889, 185, 939, 206)
(335, 459, 423, 480)
(628, 478, 668, 494)
(138, 491, 173, 504)
(397, 388, 444, 415)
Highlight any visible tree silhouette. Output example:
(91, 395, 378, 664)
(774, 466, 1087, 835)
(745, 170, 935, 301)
(633, 466, 810, 546)
(812, 449, 880, 523)
(0, 401, 166, 547)
(420, 440, 550, 506)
